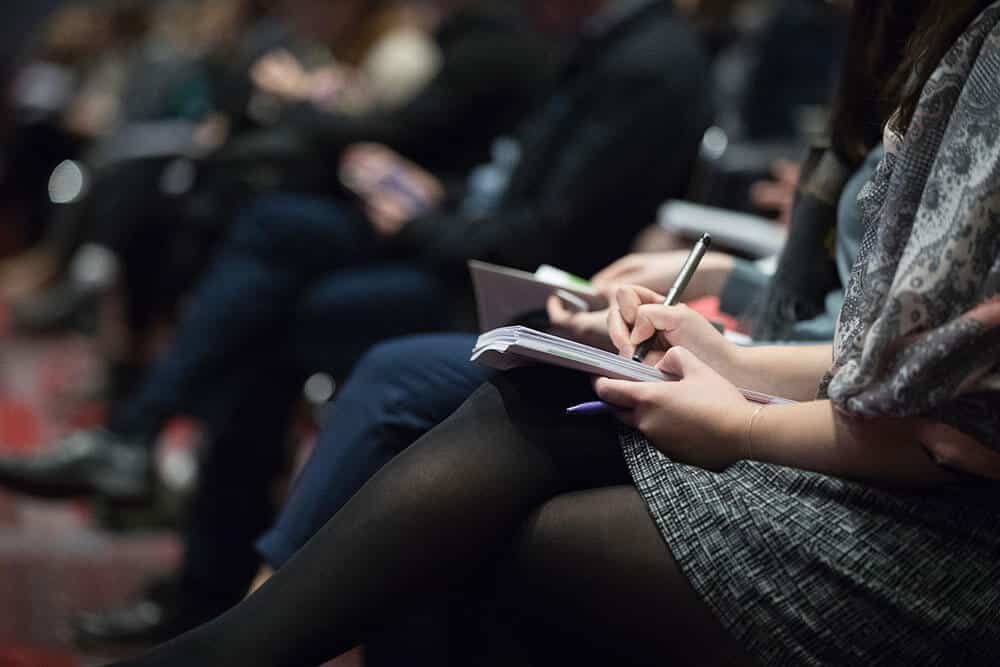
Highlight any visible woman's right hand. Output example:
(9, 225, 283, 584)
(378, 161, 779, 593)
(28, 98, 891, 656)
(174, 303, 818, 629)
(608, 284, 742, 379)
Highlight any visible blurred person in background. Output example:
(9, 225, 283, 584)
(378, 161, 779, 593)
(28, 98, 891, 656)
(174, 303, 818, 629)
(0, 0, 550, 444)
(3, 0, 550, 410)
(241, 139, 878, 664)
(109, 1, 1000, 664)
(0, 0, 153, 279)
(1, 0, 714, 650)
(0, 0, 264, 304)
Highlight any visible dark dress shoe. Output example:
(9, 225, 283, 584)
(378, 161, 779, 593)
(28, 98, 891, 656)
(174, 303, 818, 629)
(74, 578, 234, 649)
(0, 429, 152, 501)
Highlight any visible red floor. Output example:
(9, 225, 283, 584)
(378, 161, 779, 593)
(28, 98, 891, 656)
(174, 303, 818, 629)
(0, 325, 178, 665)
(0, 310, 357, 666)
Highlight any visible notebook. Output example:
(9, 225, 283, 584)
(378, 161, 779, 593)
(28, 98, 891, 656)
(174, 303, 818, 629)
(468, 261, 607, 332)
(472, 326, 794, 406)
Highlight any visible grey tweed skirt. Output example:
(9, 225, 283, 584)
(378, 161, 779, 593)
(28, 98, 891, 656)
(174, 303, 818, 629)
(620, 430, 1000, 666)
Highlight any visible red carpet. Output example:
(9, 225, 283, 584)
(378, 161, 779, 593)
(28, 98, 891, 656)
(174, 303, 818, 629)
(0, 303, 180, 665)
(0, 303, 358, 666)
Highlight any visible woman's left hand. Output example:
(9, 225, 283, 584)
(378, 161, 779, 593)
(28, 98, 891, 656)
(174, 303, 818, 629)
(595, 346, 756, 471)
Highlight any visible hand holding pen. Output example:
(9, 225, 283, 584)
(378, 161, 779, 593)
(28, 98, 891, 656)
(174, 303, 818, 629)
(631, 233, 712, 362)
(570, 234, 747, 414)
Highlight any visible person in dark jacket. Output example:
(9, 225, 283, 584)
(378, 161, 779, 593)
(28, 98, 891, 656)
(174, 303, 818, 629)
(0, 0, 713, 646)
(9, 1, 549, 354)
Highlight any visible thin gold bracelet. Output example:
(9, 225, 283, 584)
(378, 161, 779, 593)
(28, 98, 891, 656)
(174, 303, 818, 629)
(745, 405, 767, 461)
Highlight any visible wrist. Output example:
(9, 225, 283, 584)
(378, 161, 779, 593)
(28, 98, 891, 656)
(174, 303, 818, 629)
(720, 400, 760, 463)
(721, 339, 751, 384)
(742, 404, 769, 462)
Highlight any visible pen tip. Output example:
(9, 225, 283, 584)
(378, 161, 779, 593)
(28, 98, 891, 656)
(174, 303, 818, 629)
(701, 233, 712, 247)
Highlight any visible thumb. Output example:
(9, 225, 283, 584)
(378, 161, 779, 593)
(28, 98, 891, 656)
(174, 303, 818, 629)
(594, 377, 646, 409)
(655, 346, 707, 379)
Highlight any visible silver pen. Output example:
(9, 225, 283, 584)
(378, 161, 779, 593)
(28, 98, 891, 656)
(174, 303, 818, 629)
(631, 233, 712, 363)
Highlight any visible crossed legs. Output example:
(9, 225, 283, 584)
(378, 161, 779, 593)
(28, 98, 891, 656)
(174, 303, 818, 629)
(115, 368, 751, 667)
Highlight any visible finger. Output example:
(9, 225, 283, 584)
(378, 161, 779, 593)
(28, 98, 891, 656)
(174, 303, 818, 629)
(613, 285, 667, 326)
(629, 303, 690, 346)
(407, 168, 445, 203)
(365, 205, 393, 236)
(366, 198, 407, 236)
(627, 284, 667, 305)
(546, 294, 571, 324)
(594, 378, 646, 409)
(642, 349, 667, 367)
(612, 285, 668, 356)
(655, 346, 708, 379)
(615, 285, 643, 327)
(607, 304, 634, 357)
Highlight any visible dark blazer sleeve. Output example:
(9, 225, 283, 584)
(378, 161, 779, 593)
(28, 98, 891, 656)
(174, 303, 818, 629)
(279, 27, 545, 170)
(395, 68, 707, 272)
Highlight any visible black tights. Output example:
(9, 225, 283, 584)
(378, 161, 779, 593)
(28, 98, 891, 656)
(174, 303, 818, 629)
(114, 369, 750, 666)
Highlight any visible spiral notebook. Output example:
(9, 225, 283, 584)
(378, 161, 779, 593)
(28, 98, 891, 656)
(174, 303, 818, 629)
(471, 326, 794, 406)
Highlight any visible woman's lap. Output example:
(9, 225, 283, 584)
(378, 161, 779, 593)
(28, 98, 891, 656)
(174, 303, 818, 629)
(622, 432, 1000, 665)
(430, 368, 751, 664)
(507, 485, 752, 666)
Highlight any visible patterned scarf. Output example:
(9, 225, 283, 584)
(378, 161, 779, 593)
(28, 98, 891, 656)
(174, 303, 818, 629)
(821, 2, 1000, 449)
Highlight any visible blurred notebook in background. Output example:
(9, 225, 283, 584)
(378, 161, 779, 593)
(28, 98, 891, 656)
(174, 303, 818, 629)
(469, 261, 607, 331)
(472, 326, 793, 405)
(659, 200, 786, 259)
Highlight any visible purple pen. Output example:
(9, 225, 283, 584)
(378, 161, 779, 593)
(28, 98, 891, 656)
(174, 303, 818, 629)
(566, 401, 615, 415)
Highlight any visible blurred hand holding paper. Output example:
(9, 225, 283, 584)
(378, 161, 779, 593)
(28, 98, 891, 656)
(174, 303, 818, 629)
(468, 261, 607, 331)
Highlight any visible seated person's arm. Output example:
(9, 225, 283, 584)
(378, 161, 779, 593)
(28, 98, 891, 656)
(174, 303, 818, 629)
(729, 344, 833, 402)
(395, 67, 705, 271)
(601, 361, 983, 487)
(275, 25, 543, 169)
(595, 306, 1000, 486)
(747, 400, 974, 487)
(610, 284, 830, 401)
(596, 292, 1000, 487)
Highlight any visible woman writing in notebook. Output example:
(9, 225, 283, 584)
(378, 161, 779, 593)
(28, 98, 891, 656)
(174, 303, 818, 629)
(114, 2, 1000, 665)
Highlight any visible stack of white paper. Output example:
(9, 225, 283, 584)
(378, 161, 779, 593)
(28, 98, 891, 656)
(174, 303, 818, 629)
(472, 326, 794, 406)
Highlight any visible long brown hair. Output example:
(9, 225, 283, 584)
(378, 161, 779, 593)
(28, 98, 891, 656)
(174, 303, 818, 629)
(830, 0, 995, 166)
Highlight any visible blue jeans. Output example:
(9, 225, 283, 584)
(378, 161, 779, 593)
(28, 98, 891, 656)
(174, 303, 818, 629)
(255, 334, 489, 568)
(106, 193, 451, 601)
(111, 193, 446, 437)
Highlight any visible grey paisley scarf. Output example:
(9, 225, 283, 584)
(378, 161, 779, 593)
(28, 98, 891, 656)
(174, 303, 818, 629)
(821, 2, 1000, 449)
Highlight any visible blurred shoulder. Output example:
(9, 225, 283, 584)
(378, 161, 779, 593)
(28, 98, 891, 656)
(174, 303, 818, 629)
(600, 3, 711, 82)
